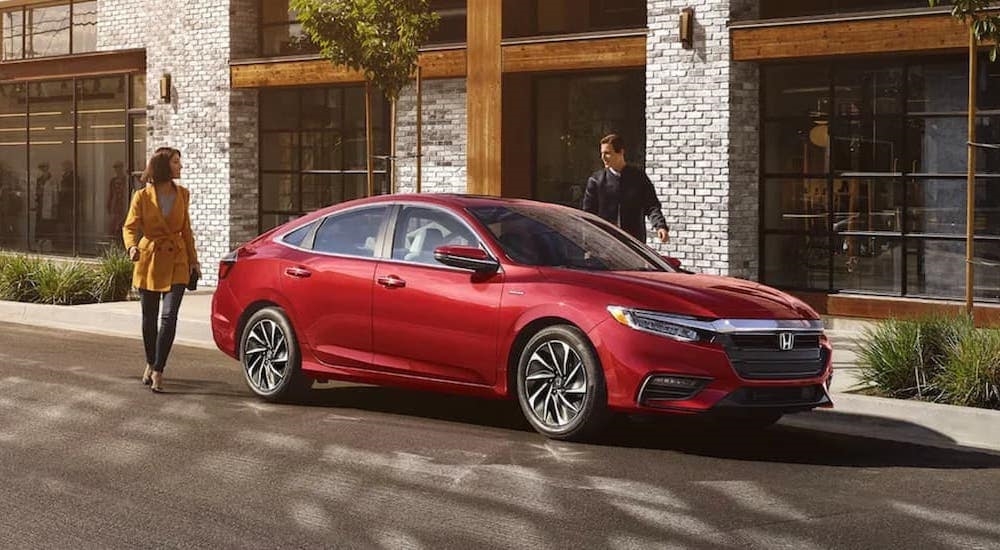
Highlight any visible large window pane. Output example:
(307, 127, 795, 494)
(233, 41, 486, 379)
(261, 132, 298, 171)
(834, 236, 902, 294)
(428, 0, 466, 44)
(29, 80, 74, 254)
(301, 132, 340, 171)
(72, 1, 96, 53)
(261, 173, 297, 211)
(76, 76, 127, 254)
(261, 22, 316, 56)
(762, 234, 829, 290)
(260, 89, 299, 130)
(906, 177, 966, 235)
(830, 118, 901, 173)
(764, 120, 829, 174)
(301, 88, 341, 130)
(0, 83, 27, 249)
(130, 73, 146, 109)
(534, 71, 645, 207)
(908, 60, 967, 113)
(502, 0, 645, 38)
(2, 9, 23, 61)
(129, 113, 146, 191)
(763, 65, 830, 118)
(834, 64, 903, 116)
(905, 116, 1000, 174)
(760, 0, 929, 19)
(27, 4, 70, 58)
(906, 239, 964, 299)
(763, 178, 829, 232)
(831, 177, 901, 233)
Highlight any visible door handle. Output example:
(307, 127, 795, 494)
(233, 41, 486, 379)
(284, 266, 311, 278)
(377, 275, 406, 289)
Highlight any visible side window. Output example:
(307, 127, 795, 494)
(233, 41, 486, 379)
(280, 221, 316, 248)
(391, 207, 478, 265)
(312, 206, 388, 257)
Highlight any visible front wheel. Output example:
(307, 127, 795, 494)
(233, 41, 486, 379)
(239, 307, 311, 402)
(516, 325, 609, 441)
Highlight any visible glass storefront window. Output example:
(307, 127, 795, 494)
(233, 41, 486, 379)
(2, 9, 24, 61)
(760, 0, 929, 20)
(762, 56, 1000, 300)
(533, 71, 645, 207)
(0, 84, 27, 250)
(76, 76, 127, 255)
(259, 86, 389, 233)
(502, 0, 645, 38)
(72, 1, 96, 53)
(0, 2, 97, 60)
(427, 0, 466, 44)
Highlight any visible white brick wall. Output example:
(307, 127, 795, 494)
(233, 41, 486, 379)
(394, 78, 468, 195)
(96, 0, 259, 285)
(645, 0, 759, 278)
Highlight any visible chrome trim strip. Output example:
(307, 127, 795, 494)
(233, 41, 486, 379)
(610, 306, 825, 334)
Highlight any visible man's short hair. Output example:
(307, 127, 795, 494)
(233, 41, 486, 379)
(600, 133, 624, 153)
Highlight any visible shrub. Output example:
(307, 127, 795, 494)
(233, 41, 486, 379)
(938, 328, 1000, 409)
(94, 246, 133, 302)
(855, 315, 972, 400)
(0, 254, 43, 302)
(34, 261, 98, 305)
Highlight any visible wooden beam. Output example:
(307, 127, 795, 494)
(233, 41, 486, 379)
(0, 49, 146, 82)
(788, 291, 1000, 327)
(231, 49, 466, 89)
(731, 13, 975, 61)
(503, 36, 646, 73)
(466, 0, 502, 197)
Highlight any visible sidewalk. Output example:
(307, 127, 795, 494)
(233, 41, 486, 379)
(2, 291, 998, 455)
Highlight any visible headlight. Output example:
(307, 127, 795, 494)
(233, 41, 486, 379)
(607, 306, 703, 342)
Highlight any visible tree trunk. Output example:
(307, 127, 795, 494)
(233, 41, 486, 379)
(365, 81, 375, 197)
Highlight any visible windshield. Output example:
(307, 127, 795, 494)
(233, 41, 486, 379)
(468, 204, 670, 272)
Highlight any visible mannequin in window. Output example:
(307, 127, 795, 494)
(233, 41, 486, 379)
(106, 160, 128, 235)
(34, 162, 55, 252)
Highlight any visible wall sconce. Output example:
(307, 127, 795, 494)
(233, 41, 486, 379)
(679, 7, 694, 49)
(159, 73, 171, 103)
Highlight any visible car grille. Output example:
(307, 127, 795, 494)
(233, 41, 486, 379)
(718, 332, 827, 380)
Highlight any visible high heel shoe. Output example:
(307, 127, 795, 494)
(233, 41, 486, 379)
(150, 371, 164, 393)
(141, 365, 153, 386)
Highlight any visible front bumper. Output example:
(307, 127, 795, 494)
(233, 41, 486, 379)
(588, 318, 833, 415)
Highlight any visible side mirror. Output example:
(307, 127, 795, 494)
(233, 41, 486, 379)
(662, 255, 683, 270)
(434, 245, 500, 274)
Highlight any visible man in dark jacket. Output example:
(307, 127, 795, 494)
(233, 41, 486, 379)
(582, 133, 669, 243)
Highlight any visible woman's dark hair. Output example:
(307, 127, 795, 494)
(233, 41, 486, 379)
(141, 147, 180, 184)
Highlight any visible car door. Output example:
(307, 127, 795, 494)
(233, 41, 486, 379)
(280, 205, 390, 370)
(372, 205, 504, 385)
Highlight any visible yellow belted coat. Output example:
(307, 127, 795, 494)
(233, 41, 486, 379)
(122, 184, 198, 292)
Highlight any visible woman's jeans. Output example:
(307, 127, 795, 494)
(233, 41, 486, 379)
(139, 284, 186, 372)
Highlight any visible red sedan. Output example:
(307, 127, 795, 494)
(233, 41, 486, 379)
(211, 194, 832, 441)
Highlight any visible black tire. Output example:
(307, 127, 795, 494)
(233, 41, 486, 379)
(239, 307, 312, 402)
(516, 325, 609, 441)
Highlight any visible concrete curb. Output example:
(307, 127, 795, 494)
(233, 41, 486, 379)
(2, 297, 998, 454)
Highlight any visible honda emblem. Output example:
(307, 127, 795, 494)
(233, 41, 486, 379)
(778, 332, 795, 351)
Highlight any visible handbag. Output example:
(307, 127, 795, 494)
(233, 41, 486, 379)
(187, 270, 200, 291)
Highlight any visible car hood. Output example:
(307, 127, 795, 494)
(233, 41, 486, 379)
(543, 269, 819, 320)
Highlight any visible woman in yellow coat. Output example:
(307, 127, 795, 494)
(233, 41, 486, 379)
(122, 147, 200, 392)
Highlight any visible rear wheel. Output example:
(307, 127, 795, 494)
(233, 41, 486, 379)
(516, 325, 609, 441)
(239, 307, 311, 402)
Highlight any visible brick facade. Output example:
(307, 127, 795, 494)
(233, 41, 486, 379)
(645, 0, 759, 278)
(97, 0, 260, 285)
(92, 0, 760, 283)
(394, 79, 468, 195)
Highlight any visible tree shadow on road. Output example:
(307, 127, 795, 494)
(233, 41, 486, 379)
(293, 384, 1000, 470)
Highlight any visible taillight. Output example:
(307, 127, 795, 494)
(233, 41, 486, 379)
(218, 249, 238, 280)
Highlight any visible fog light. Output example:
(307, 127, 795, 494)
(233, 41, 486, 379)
(649, 375, 705, 390)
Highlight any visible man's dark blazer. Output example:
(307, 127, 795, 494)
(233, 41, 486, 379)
(581, 165, 667, 242)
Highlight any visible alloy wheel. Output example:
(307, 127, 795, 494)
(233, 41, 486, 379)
(522, 339, 589, 428)
(243, 318, 290, 393)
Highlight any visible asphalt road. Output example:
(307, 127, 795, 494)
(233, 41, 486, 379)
(2, 322, 999, 550)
